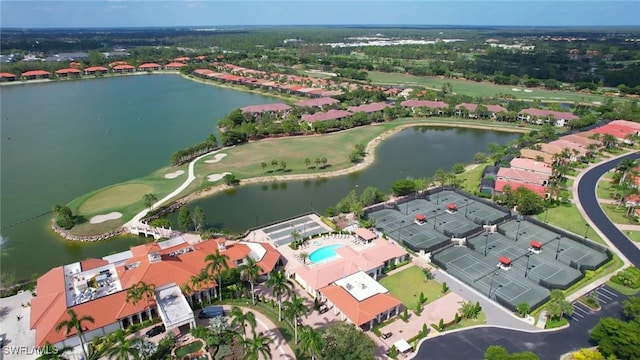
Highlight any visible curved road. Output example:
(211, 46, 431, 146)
(577, 152, 640, 267)
(414, 152, 640, 359)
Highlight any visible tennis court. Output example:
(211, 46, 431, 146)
(261, 215, 331, 246)
(370, 208, 449, 252)
(427, 190, 508, 225)
(433, 246, 550, 309)
(499, 220, 609, 270)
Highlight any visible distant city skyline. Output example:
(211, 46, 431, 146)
(1, 1, 639, 28)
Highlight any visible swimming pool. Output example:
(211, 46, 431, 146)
(308, 244, 345, 263)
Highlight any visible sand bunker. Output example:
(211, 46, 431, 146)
(207, 172, 232, 182)
(204, 153, 228, 163)
(90, 212, 123, 224)
(164, 170, 185, 179)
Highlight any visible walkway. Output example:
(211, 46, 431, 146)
(124, 147, 233, 228)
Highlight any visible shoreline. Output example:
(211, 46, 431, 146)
(179, 121, 527, 204)
(180, 73, 304, 102)
(0, 70, 182, 86)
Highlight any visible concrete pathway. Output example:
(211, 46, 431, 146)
(0, 291, 37, 360)
(616, 224, 640, 231)
(598, 198, 618, 205)
(124, 146, 233, 228)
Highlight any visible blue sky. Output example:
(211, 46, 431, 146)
(1, 1, 638, 28)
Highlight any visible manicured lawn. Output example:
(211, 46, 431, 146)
(379, 266, 444, 310)
(606, 280, 640, 296)
(597, 177, 615, 199)
(175, 340, 203, 357)
(456, 163, 488, 193)
(545, 317, 568, 329)
(537, 204, 605, 244)
(601, 204, 638, 225)
(78, 183, 153, 214)
(622, 231, 640, 242)
(367, 71, 610, 103)
(446, 312, 486, 331)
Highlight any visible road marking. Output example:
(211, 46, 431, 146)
(571, 308, 585, 318)
(570, 315, 581, 321)
(599, 287, 618, 297)
(595, 291, 612, 301)
(574, 302, 591, 313)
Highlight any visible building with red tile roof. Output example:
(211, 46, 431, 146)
(519, 149, 554, 165)
(517, 108, 579, 127)
(320, 271, 402, 328)
(400, 100, 448, 115)
(138, 63, 162, 71)
(609, 120, 640, 131)
(112, 64, 135, 73)
(589, 123, 640, 143)
(560, 134, 602, 148)
(348, 102, 392, 114)
(495, 179, 547, 198)
(0, 72, 18, 81)
(301, 109, 352, 126)
(195, 55, 207, 61)
(510, 158, 552, 176)
(174, 57, 191, 63)
(455, 103, 508, 118)
(30, 237, 281, 349)
(21, 70, 51, 80)
(240, 103, 292, 118)
(497, 167, 548, 186)
(548, 139, 588, 157)
(54, 68, 82, 77)
(165, 62, 187, 70)
(295, 97, 340, 108)
(109, 61, 129, 67)
(84, 66, 109, 75)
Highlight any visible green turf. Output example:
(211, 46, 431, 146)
(601, 204, 639, 225)
(455, 163, 488, 193)
(622, 231, 640, 242)
(605, 280, 640, 296)
(597, 177, 615, 199)
(379, 266, 445, 310)
(175, 340, 203, 357)
(367, 71, 611, 104)
(446, 312, 486, 331)
(78, 183, 154, 214)
(537, 204, 605, 244)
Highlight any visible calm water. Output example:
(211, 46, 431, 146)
(180, 127, 519, 231)
(0, 75, 280, 279)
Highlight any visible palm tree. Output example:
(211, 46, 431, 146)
(299, 252, 309, 264)
(242, 331, 273, 360)
(240, 257, 262, 305)
(260, 162, 267, 172)
(126, 281, 156, 319)
(265, 271, 293, 321)
(205, 249, 230, 301)
(230, 306, 257, 339)
(298, 326, 324, 360)
(602, 134, 618, 149)
(103, 329, 143, 360)
(142, 193, 158, 211)
(180, 283, 193, 304)
(37, 343, 73, 360)
(315, 158, 321, 170)
(616, 158, 638, 185)
(321, 157, 328, 168)
(283, 294, 308, 343)
(304, 158, 311, 168)
(55, 309, 95, 360)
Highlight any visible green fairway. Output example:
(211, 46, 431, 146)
(379, 266, 444, 310)
(78, 183, 153, 214)
(537, 204, 605, 244)
(367, 71, 610, 103)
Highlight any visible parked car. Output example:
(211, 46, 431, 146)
(145, 325, 165, 338)
(381, 332, 392, 339)
(198, 306, 225, 319)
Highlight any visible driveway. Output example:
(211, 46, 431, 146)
(575, 152, 640, 267)
(413, 285, 634, 359)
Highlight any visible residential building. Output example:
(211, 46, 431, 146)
(138, 63, 162, 71)
(494, 179, 547, 198)
(400, 100, 448, 115)
(509, 158, 552, 177)
(164, 62, 187, 71)
(240, 103, 292, 119)
(84, 66, 109, 75)
(454, 103, 507, 118)
(301, 109, 352, 128)
(517, 108, 579, 127)
(30, 237, 281, 349)
(112, 64, 136, 73)
(54, 68, 82, 77)
(347, 102, 392, 115)
(519, 149, 554, 165)
(496, 167, 549, 186)
(294, 97, 340, 109)
(0, 72, 18, 82)
(548, 140, 588, 158)
(21, 70, 51, 80)
(589, 123, 640, 144)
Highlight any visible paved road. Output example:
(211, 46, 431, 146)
(576, 152, 640, 267)
(414, 285, 632, 359)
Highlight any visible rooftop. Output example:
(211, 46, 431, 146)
(510, 158, 552, 175)
(155, 283, 194, 330)
(301, 109, 352, 123)
(334, 271, 389, 301)
(347, 102, 391, 113)
(400, 100, 448, 108)
(518, 108, 579, 120)
(240, 103, 292, 114)
(295, 97, 340, 108)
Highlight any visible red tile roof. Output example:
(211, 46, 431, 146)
(0, 72, 17, 78)
(609, 120, 640, 131)
(165, 62, 187, 68)
(54, 68, 82, 74)
(22, 70, 51, 77)
(497, 167, 549, 185)
(320, 285, 401, 326)
(109, 61, 129, 67)
(80, 258, 108, 271)
(354, 228, 377, 242)
(590, 124, 638, 140)
(240, 103, 292, 113)
(400, 100, 449, 108)
(518, 108, 579, 120)
(348, 102, 391, 113)
(84, 66, 109, 72)
(456, 103, 478, 111)
(301, 109, 352, 123)
(547, 140, 588, 155)
(510, 158, 552, 175)
(485, 104, 508, 113)
(295, 97, 340, 108)
(495, 179, 547, 198)
(113, 64, 135, 70)
(138, 63, 161, 69)
(174, 57, 191, 62)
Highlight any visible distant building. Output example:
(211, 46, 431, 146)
(112, 64, 136, 73)
(347, 102, 392, 115)
(240, 103, 292, 119)
(0, 72, 18, 82)
(294, 97, 340, 109)
(164, 62, 187, 70)
(21, 70, 51, 80)
(400, 100, 448, 115)
(301, 109, 352, 128)
(54, 68, 82, 77)
(517, 108, 579, 127)
(84, 66, 109, 75)
(138, 63, 162, 72)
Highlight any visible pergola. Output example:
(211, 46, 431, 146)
(447, 203, 457, 212)
(498, 256, 512, 270)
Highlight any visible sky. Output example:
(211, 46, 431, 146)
(1, 0, 639, 28)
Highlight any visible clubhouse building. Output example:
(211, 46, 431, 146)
(30, 237, 281, 349)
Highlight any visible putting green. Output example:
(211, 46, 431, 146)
(78, 183, 153, 214)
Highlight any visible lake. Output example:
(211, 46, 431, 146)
(0, 74, 281, 280)
(0, 75, 519, 280)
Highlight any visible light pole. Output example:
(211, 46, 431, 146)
(524, 253, 531, 277)
(515, 219, 522, 242)
(464, 199, 469, 219)
(555, 236, 562, 260)
(584, 223, 590, 239)
(484, 232, 490, 256)
(406, 200, 409, 216)
(544, 207, 550, 223)
(433, 210, 438, 230)
(436, 191, 441, 205)
(488, 271, 499, 297)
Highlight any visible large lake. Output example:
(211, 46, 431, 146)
(0, 75, 519, 280)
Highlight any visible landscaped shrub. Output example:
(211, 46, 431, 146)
(611, 267, 640, 288)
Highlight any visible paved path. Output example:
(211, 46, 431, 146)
(124, 147, 233, 228)
(574, 151, 640, 268)
(412, 285, 633, 360)
(617, 224, 640, 231)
